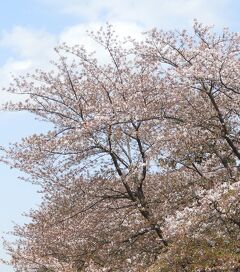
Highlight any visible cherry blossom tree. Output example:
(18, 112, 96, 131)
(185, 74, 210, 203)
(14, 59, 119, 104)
(1, 22, 240, 271)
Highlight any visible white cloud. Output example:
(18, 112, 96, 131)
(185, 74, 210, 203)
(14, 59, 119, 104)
(0, 0, 231, 100)
(59, 21, 143, 63)
(0, 27, 56, 59)
(0, 27, 58, 80)
(39, 0, 230, 29)
(0, 21, 143, 91)
(0, 27, 58, 101)
(0, 59, 33, 103)
(60, 21, 143, 46)
(0, 58, 31, 86)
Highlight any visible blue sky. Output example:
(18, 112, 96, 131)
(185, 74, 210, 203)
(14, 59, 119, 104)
(0, 0, 240, 271)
